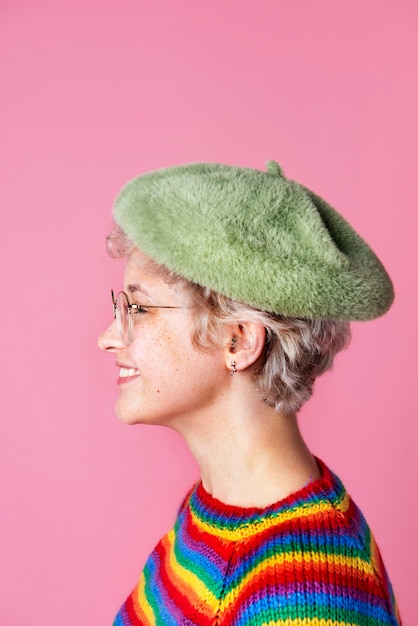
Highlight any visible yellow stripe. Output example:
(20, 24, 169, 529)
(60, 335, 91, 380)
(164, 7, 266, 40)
(134, 572, 156, 626)
(220, 550, 374, 610)
(192, 492, 350, 541)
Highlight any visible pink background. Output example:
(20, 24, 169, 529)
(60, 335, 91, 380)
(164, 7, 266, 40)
(1, 1, 417, 623)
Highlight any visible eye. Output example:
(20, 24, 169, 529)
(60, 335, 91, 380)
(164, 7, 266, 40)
(132, 304, 148, 314)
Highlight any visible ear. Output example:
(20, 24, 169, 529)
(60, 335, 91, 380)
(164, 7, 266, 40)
(225, 322, 266, 373)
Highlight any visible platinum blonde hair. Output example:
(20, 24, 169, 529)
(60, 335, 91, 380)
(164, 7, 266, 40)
(107, 226, 351, 415)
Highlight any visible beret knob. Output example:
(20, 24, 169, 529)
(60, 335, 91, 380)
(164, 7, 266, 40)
(266, 160, 284, 177)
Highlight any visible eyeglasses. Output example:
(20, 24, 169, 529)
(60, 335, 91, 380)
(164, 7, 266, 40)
(111, 290, 185, 346)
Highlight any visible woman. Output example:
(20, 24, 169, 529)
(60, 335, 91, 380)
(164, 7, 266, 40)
(99, 161, 401, 625)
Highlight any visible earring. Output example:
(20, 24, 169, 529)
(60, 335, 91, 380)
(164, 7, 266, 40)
(230, 361, 237, 376)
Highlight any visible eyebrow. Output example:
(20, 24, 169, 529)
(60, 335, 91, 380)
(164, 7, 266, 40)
(125, 283, 152, 298)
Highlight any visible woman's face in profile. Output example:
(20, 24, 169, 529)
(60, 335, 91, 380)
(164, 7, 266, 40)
(98, 248, 228, 428)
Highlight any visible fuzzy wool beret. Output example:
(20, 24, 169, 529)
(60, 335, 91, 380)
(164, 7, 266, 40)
(113, 161, 394, 320)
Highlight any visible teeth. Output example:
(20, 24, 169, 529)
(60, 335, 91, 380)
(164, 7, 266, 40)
(119, 367, 140, 378)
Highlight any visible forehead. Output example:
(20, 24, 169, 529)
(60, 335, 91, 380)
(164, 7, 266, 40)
(125, 247, 157, 271)
(124, 248, 176, 300)
(124, 247, 166, 282)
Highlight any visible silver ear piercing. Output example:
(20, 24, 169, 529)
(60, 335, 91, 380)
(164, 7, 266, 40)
(230, 361, 237, 376)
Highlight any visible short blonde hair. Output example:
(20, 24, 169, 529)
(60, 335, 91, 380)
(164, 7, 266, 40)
(107, 226, 351, 415)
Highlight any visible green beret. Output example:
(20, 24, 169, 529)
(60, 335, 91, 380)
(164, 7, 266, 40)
(113, 161, 394, 320)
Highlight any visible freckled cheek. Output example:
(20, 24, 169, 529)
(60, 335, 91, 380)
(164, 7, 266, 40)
(160, 326, 202, 384)
(152, 326, 187, 374)
(132, 317, 201, 387)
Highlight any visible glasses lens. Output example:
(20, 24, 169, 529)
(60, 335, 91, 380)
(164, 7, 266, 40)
(116, 292, 132, 345)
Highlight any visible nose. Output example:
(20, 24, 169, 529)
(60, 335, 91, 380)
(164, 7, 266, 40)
(98, 320, 124, 352)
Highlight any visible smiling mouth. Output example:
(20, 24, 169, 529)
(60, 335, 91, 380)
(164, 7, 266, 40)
(119, 367, 140, 378)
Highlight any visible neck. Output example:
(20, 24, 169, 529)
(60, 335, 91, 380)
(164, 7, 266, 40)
(173, 381, 320, 508)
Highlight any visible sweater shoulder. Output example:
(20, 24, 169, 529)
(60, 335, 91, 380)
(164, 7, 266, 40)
(218, 481, 401, 625)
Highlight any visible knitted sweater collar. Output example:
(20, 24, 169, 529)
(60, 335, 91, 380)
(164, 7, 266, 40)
(186, 457, 347, 541)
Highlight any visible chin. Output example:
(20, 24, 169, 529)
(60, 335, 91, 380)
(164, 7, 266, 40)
(115, 403, 142, 425)
(115, 403, 160, 426)
(116, 414, 140, 426)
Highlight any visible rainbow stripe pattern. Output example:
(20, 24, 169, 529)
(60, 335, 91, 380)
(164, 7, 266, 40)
(113, 458, 401, 625)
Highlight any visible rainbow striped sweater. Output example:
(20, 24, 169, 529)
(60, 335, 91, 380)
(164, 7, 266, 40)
(113, 458, 401, 625)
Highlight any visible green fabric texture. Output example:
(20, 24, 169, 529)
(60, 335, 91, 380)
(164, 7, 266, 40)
(113, 160, 394, 320)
